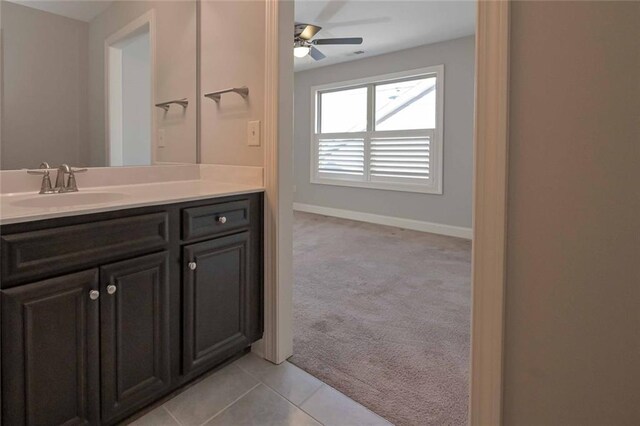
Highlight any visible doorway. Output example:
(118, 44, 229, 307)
(106, 11, 154, 166)
(288, 1, 475, 424)
(263, 1, 510, 425)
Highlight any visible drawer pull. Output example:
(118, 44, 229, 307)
(182, 200, 249, 241)
(107, 284, 117, 295)
(188, 261, 197, 271)
(89, 290, 100, 300)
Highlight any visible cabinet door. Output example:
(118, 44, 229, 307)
(182, 232, 251, 376)
(1, 270, 100, 426)
(99, 252, 170, 424)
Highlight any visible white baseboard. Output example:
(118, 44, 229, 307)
(293, 203, 472, 239)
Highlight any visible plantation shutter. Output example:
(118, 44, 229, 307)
(370, 132, 432, 182)
(317, 138, 365, 176)
(311, 66, 442, 193)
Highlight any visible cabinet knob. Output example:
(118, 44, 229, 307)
(107, 284, 117, 295)
(217, 216, 227, 224)
(89, 290, 100, 300)
(188, 261, 197, 271)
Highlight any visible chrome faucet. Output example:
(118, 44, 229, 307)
(54, 164, 71, 191)
(27, 163, 87, 194)
(54, 164, 87, 192)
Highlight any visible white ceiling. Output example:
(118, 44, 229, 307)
(8, 0, 475, 68)
(294, 0, 476, 71)
(8, 0, 113, 22)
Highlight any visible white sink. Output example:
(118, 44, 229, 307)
(11, 192, 127, 208)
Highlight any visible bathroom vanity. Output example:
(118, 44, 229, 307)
(0, 183, 264, 425)
(1, 0, 267, 422)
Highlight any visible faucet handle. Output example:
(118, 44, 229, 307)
(26, 165, 55, 194)
(26, 162, 55, 174)
(41, 174, 54, 193)
(66, 167, 87, 192)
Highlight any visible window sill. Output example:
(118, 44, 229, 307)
(310, 176, 443, 195)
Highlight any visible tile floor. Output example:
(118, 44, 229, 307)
(128, 352, 392, 426)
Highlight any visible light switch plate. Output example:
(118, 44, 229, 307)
(248, 121, 261, 146)
(158, 128, 166, 148)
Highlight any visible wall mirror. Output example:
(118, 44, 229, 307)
(0, 0, 197, 170)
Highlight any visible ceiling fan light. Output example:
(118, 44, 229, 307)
(294, 45, 310, 58)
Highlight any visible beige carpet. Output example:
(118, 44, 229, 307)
(289, 212, 471, 426)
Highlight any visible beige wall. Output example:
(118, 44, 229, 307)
(199, 0, 265, 166)
(294, 37, 475, 228)
(88, 0, 197, 166)
(504, 1, 640, 424)
(1, 2, 89, 169)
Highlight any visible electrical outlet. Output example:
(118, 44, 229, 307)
(248, 121, 261, 146)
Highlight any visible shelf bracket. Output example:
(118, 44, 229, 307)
(204, 86, 249, 103)
(155, 99, 189, 112)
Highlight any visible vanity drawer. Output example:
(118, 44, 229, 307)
(1, 213, 169, 286)
(182, 199, 250, 241)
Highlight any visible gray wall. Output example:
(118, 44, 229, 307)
(293, 36, 475, 228)
(504, 1, 640, 424)
(1, 2, 89, 169)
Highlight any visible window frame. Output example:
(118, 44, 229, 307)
(310, 65, 444, 194)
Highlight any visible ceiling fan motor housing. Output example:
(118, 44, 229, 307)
(293, 23, 363, 61)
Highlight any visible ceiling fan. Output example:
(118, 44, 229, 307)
(294, 23, 363, 60)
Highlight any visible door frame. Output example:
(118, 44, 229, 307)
(469, 1, 510, 424)
(258, 0, 295, 363)
(261, 1, 510, 424)
(104, 9, 157, 167)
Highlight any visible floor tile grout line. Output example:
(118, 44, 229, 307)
(300, 384, 393, 425)
(236, 356, 389, 424)
(293, 385, 331, 426)
(330, 388, 393, 424)
(233, 359, 262, 380)
(195, 382, 261, 426)
(257, 383, 327, 426)
(234, 357, 326, 425)
(283, 359, 391, 423)
(161, 405, 184, 426)
(257, 374, 324, 415)
(235, 356, 388, 424)
(296, 382, 325, 407)
(297, 405, 326, 426)
(138, 356, 385, 426)
(235, 358, 325, 412)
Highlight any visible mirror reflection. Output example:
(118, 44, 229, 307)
(1, 0, 197, 170)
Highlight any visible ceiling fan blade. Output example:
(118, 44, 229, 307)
(301, 24, 322, 40)
(312, 37, 363, 45)
(309, 46, 326, 61)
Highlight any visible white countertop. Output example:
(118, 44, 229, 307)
(0, 180, 264, 225)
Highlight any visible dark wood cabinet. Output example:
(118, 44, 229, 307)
(99, 252, 171, 423)
(1, 213, 168, 287)
(0, 193, 263, 425)
(182, 232, 252, 377)
(1, 270, 100, 426)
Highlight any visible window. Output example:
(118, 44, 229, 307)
(311, 66, 444, 194)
